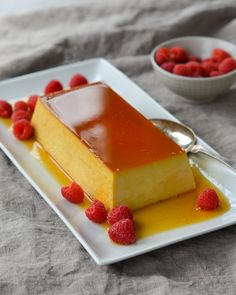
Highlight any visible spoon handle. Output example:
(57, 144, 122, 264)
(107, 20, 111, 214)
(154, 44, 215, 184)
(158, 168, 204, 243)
(190, 145, 235, 170)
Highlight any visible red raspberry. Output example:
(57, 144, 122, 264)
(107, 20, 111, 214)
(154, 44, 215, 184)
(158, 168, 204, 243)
(13, 119, 34, 140)
(44, 80, 63, 95)
(155, 48, 170, 65)
(11, 109, 31, 123)
(212, 48, 230, 63)
(0, 100, 13, 118)
(197, 188, 219, 210)
(218, 57, 236, 74)
(27, 95, 39, 111)
(14, 101, 29, 112)
(188, 55, 201, 63)
(69, 74, 88, 88)
(161, 62, 175, 73)
(173, 64, 190, 76)
(107, 205, 133, 225)
(210, 71, 221, 77)
(169, 46, 188, 63)
(203, 58, 216, 64)
(186, 61, 202, 76)
(61, 182, 84, 204)
(192, 74, 203, 78)
(108, 218, 136, 245)
(85, 200, 107, 223)
(201, 62, 218, 77)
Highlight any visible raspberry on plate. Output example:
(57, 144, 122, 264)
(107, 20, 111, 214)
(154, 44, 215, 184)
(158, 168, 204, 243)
(44, 80, 63, 95)
(173, 64, 190, 76)
(69, 74, 88, 88)
(161, 62, 175, 73)
(169, 46, 188, 63)
(85, 200, 107, 224)
(13, 119, 34, 140)
(11, 109, 31, 123)
(212, 48, 231, 63)
(197, 188, 219, 210)
(155, 48, 170, 65)
(61, 182, 84, 204)
(27, 95, 39, 111)
(14, 101, 29, 112)
(107, 205, 133, 225)
(218, 57, 236, 74)
(108, 218, 136, 245)
(0, 100, 13, 118)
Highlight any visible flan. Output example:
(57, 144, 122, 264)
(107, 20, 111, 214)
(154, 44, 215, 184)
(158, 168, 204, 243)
(31, 82, 195, 210)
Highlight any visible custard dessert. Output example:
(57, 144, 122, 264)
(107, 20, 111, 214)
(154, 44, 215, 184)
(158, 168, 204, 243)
(31, 82, 195, 210)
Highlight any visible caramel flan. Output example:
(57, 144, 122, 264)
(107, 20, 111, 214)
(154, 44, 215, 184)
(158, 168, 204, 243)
(31, 82, 195, 210)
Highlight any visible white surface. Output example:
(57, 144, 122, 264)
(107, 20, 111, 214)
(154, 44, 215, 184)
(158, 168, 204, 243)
(0, 58, 236, 265)
(151, 36, 236, 103)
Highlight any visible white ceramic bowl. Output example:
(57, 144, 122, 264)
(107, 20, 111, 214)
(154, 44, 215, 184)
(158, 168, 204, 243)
(150, 36, 236, 103)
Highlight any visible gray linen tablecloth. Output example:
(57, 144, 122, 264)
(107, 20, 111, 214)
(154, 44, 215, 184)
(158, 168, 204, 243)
(0, 0, 236, 294)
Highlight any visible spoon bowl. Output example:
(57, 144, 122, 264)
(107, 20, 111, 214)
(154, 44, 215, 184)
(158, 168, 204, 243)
(150, 118, 196, 153)
(150, 118, 233, 170)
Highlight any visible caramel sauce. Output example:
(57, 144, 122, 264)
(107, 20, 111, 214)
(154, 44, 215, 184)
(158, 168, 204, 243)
(0, 118, 11, 128)
(27, 141, 230, 238)
(28, 140, 90, 209)
(0, 109, 230, 239)
(44, 82, 183, 171)
(134, 166, 230, 238)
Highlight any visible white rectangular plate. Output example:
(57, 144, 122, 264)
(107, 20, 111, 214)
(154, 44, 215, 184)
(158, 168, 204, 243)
(0, 58, 236, 265)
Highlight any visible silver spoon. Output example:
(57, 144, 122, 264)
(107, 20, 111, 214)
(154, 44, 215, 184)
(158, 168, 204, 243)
(150, 118, 233, 167)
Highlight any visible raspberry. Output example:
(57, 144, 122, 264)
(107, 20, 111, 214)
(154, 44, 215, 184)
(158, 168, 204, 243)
(188, 56, 201, 63)
(197, 188, 219, 210)
(44, 80, 63, 95)
(186, 61, 202, 76)
(14, 101, 29, 112)
(212, 48, 230, 63)
(61, 182, 84, 204)
(218, 57, 236, 74)
(155, 48, 170, 65)
(108, 218, 136, 245)
(0, 100, 13, 118)
(161, 62, 175, 73)
(169, 46, 188, 63)
(173, 64, 190, 76)
(69, 74, 88, 88)
(27, 95, 39, 111)
(203, 58, 216, 63)
(201, 62, 218, 77)
(192, 74, 203, 78)
(210, 71, 221, 77)
(85, 200, 107, 223)
(13, 119, 34, 140)
(11, 109, 31, 123)
(107, 205, 133, 225)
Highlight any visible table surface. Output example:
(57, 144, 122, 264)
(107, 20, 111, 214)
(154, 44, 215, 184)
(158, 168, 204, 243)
(0, 0, 80, 15)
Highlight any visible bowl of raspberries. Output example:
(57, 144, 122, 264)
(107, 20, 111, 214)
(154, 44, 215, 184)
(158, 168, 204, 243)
(151, 36, 236, 103)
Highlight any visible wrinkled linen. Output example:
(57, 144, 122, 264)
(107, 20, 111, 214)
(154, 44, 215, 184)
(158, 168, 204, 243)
(0, 1, 236, 294)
